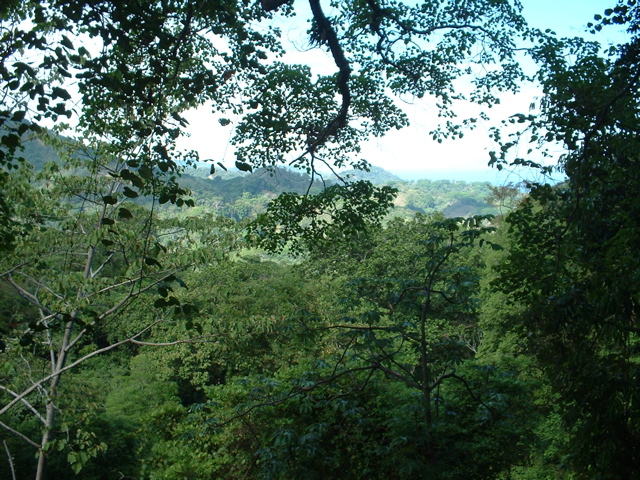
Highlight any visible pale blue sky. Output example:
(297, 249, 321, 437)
(522, 0, 621, 39)
(179, 1, 630, 184)
(361, 0, 629, 183)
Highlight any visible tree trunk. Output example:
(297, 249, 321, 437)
(420, 295, 432, 429)
(35, 319, 74, 480)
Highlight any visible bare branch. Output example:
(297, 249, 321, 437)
(0, 318, 219, 419)
(261, 0, 292, 12)
(4, 275, 45, 311)
(3, 440, 17, 480)
(0, 420, 39, 449)
(95, 269, 184, 323)
(443, 373, 496, 423)
(376, 363, 421, 390)
(90, 268, 180, 298)
(0, 386, 46, 424)
(430, 369, 458, 390)
(63, 326, 87, 355)
(330, 333, 357, 378)
(130, 336, 218, 347)
(0, 319, 158, 416)
(13, 273, 64, 302)
(90, 252, 114, 278)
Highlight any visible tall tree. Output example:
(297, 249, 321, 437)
(490, 2, 640, 477)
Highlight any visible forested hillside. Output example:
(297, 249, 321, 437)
(1, 1, 639, 480)
(13, 138, 500, 219)
(178, 166, 500, 219)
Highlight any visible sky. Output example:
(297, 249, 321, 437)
(178, 1, 629, 184)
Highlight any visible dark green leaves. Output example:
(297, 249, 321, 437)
(154, 296, 180, 308)
(119, 170, 144, 189)
(51, 86, 71, 100)
(489, 20, 640, 477)
(60, 35, 74, 50)
(144, 257, 162, 268)
(117, 207, 133, 219)
(209, 161, 227, 175)
(11, 110, 26, 122)
(235, 160, 253, 172)
(122, 187, 138, 198)
(102, 195, 118, 205)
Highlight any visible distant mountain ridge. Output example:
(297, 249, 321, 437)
(17, 136, 496, 218)
(184, 165, 496, 218)
(331, 165, 403, 184)
(181, 166, 324, 204)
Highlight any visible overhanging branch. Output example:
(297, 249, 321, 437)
(261, 0, 293, 11)
(307, 0, 352, 153)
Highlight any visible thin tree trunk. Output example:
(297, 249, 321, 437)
(4, 440, 17, 480)
(420, 305, 432, 427)
(34, 240, 97, 480)
(420, 292, 432, 429)
(35, 319, 74, 480)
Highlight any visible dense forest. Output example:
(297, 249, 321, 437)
(1, 1, 639, 479)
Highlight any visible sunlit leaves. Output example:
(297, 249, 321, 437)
(248, 180, 397, 254)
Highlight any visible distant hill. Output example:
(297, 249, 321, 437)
(391, 178, 496, 218)
(182, 166, 324, 204)
(443, 197, 490, 218)
(15, 136, 496, 219)
(332, 165, 403, 184)
(1, 133, 63, 170)
(182, 167, 497, 219)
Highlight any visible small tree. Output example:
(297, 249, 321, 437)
(0, 140, 230, 477)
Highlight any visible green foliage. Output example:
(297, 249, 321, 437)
(6, 1, 629, 479)
(140, 214, 533, 480)
(1, 0, 533, 254)
(391, 179, 497, 218)
(488, 9, 640, 478)
(249, 180, 397, 254)
(173, 166, 499, 222)
(0, 139, 240, 477)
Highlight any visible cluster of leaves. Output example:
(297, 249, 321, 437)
(249, 180, 397, 254)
